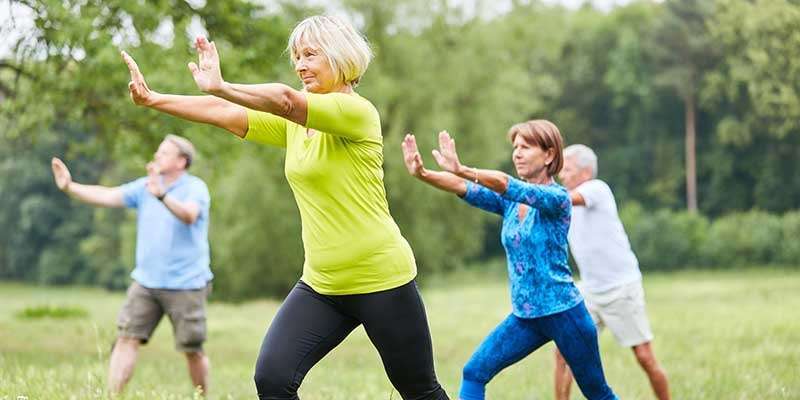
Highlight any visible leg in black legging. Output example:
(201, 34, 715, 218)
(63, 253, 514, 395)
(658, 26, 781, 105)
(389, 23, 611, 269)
(346, 280, 449, 400)
(254, 281, 358, 400)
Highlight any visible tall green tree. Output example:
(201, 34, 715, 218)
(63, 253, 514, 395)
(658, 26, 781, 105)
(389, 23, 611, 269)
(649, 0, 719, 212)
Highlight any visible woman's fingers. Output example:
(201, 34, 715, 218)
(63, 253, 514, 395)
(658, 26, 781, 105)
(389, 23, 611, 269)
(413, 153, 424, 169)
(210, 41, 218, 58)
(195, 36, 218, 63)
(188, 62, 200, 78)
(437, 130, 448, 153)
(121, 51, 144, 83)
(432, 149, 445, 166)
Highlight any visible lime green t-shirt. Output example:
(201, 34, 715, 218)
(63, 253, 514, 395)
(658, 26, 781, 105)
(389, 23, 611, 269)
(244, 92, 417, 295)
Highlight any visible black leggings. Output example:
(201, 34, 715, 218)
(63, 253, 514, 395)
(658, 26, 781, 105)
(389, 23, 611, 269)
(254, 280, 449, 400)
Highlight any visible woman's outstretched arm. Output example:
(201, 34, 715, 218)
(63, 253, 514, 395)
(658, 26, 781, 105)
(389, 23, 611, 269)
(122, 51, 248, 137)
(430, 130, 569, 216)
(402, 134, 466, 196)
(404, 134, 507, 215)
(430, 130, 509, 193)
(185, 36, 308, 127)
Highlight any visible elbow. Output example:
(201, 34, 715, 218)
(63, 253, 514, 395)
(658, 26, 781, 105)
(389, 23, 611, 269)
(181, 213, 199, 225)
(275, 88, 296, 119)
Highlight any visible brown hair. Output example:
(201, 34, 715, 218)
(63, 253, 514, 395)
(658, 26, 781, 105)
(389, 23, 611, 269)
(507, 120, 564, 177)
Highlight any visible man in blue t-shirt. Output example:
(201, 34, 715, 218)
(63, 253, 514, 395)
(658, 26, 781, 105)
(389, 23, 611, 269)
(51, 134, 212, 396)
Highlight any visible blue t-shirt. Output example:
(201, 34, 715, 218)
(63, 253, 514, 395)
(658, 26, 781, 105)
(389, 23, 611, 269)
(120, 173, 212, 289)
(463, 177, 582, 318)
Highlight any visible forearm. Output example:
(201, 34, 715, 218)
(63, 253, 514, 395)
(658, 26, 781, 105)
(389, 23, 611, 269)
(212, 82, 306, 126)
(415, 169, 467, 196)
(65, 182, 124, 208)
(453, 166, 509, 195)
(147, 93, 248, 137)
(161, 196, 200, 225)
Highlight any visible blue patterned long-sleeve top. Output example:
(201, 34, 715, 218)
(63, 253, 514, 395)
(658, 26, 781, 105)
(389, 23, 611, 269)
(462, 176, 582, 318)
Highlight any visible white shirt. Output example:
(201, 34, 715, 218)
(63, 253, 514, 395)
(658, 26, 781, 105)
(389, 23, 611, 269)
(568, 179, 641, 293)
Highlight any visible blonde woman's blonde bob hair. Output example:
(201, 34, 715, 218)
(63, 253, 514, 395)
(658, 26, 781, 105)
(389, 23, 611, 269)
(287, 15, 373, 87)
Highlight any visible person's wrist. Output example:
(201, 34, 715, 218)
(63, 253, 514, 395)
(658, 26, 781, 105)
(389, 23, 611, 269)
(145, 91, 163, 108)
(459, 165, 479, 183)
(456, 164, 469, 178)
(208, 80, 228, 96)
(63, 181, 73, 194)
(157, 192, 167, 201)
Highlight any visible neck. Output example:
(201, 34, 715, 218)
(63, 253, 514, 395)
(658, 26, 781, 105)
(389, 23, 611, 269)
(525, 169, 552, 185)
(162, 170, 185, 186)
(335, 83, 353, 94)
(309, 82, 353, 95)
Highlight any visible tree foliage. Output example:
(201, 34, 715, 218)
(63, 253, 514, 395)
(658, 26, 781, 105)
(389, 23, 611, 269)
(2, 0, 798, 298)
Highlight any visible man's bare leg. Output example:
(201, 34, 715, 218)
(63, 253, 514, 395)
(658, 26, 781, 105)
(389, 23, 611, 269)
(186, 351, 210, 396)
(109, 337, 140, 395)
(633, 342, 670, 400)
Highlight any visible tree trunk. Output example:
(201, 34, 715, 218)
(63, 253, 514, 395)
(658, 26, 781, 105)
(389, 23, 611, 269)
(685, 94, 698, 212)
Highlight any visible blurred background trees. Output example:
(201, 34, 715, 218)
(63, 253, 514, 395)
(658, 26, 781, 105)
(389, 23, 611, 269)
(2, 0, 798, 299)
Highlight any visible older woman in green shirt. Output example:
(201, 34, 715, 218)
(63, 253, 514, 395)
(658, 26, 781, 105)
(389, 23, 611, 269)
(123, 15, 448, 400)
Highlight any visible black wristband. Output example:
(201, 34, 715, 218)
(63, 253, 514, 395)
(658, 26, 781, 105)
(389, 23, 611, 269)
(157, 193, 167, 202)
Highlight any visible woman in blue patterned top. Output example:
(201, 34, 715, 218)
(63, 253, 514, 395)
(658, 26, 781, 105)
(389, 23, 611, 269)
(401, 121, 617, 400)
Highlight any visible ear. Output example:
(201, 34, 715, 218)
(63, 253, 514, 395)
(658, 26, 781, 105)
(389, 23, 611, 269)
(545, 148, 556, 165)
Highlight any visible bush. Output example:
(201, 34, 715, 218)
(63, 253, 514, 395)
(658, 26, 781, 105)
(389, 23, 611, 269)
(620, 203, 709, 270)
(620, 206, 793, 270)
(778, 211, 800, 265)
(703, 210, 782, 267)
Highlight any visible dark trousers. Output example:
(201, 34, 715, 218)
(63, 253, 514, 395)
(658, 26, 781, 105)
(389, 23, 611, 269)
(254, 280, 449, 400)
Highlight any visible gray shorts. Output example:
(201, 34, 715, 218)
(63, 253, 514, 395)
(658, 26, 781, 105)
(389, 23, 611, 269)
(117, 281, 211, 352)
(579, 280, 654, 347)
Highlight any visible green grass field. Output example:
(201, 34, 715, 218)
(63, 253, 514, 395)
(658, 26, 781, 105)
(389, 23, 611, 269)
(1, 268, 798, 399)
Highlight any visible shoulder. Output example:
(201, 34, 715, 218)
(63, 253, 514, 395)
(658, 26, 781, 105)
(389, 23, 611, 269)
(576, 179, 615, 207)
(544, 182, 570, 199)
(316, 92, 379, 119)
(577, 179, 612, 195)
(186, 174, 209, 187)
(123, 177, 148, 189)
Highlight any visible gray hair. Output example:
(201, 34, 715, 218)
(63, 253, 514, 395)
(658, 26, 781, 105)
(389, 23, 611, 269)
(164, 134, 196, 170)
(287, 15, 373, 87)
(564, 144, 598, 178)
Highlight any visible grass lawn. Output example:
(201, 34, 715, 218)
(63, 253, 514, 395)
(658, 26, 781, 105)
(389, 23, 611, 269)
(1, 268, 798, 399)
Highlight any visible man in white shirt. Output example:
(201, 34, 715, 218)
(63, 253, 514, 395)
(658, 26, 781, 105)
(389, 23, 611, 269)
(554, 144, 670, 400)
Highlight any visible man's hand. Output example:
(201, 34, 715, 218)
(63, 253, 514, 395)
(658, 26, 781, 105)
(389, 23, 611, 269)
(145, 162, 165, 199)
(51, 157, 73, 192)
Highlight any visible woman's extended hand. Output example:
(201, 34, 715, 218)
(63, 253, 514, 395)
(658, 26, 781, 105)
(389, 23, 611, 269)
(188, 36, 224, 94)
(122, 51, 156, 106)
(402, 134, 426, 178)
(431, 130, 464, 174)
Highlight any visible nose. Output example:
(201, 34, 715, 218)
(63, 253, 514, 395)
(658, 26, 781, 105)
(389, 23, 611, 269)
(294, 59, 307, 72)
